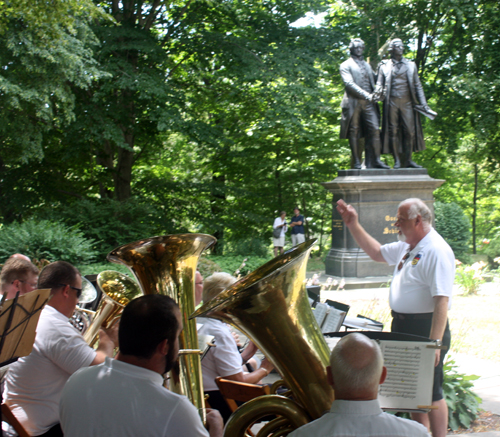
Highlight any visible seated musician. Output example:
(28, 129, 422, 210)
(198, 272, 274, 422)
(3, 261, 117, 437)
(60, 294, 223, 436)
(0, 257, 39, 300)
(289, 333, 430, 437)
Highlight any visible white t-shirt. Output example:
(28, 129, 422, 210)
(380, 228, 455, 313)
(288, 399, 430, 437)
(60, 358, 209, 437)
(4, 305, 96, 436)
(273, 217, 288, 237)
(198, 318, 242, 391)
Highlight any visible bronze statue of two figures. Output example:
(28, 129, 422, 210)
(340, 38, 437, 170)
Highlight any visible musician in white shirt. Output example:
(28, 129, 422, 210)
(289, 333, 430, 437)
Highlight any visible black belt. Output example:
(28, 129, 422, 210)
(391, 310, 433, 320)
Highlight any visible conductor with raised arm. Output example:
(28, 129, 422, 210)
(336, 198, 454, 437)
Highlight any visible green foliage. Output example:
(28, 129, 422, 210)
(0, 219, 97, 264)
(76, 262, 132, 277)
(0, 0, 109, 164)
(40, 198, 169, 262)
(208, 255, 271, 277)
(443, 358, 481, 431)
(434, 202, 471, 260)
(455, 261, 487, 296)
(225, 238, 270, 258)
(197, 257, 222, 279)
(479, 232, 500, 262)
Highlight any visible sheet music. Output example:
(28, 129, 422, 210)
(379, 340, 435, 410)
(321, 308, 346, 333)
(313, 303, 328, 327)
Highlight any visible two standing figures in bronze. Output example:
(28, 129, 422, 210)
(340, 38, 436, 169)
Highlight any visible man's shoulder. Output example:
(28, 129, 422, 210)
(426, 229, 455, 257)
(340, 57, 355, 67)
(382, 412, 430, 435)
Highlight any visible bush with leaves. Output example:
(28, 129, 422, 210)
(434, 202, 471, 261)
(0, 219, 97, 265)
(455, 261, 487, 295)
(225, 238, 271, 258)
(434, 202, 470, 261)
(40, 197, 174, 262)
(443, 358, 481, 431)
(208, 255, 271, 277)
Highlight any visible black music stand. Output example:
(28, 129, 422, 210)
(0, 289, 51, 436)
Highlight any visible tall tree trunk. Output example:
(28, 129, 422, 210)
(211, 173, 226, 255)
(472, 163, 478, 254)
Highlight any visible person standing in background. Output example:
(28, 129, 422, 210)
(289, 207, 306, 246)
(273, 211, 288, 257)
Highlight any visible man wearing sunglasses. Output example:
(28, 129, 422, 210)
(4, 261, 118, 437)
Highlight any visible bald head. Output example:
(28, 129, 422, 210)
(329, 333, 385, 400)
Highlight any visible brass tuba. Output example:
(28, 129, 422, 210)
(191, 239, 335, 436)
(83, 271, 142, 346)
(107, 234, 216, 417)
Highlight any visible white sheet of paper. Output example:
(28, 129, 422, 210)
(379, 340, 435, 410)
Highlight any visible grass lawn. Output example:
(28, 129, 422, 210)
(321, 282, 500, 362)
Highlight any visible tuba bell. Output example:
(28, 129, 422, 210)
(191, 239, 334, 436)
(83, 271, 142, 346)
(106, 234, 216, 417)
(70, 272, 141, 346)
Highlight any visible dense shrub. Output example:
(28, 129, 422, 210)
(208, 255, 271, 277)
(0, 219, 97, 264)
(40, 198, 174, 261)
(225, 238, 270, 258)
(197, 257, 222, 278)
(434, 202, 471, 260)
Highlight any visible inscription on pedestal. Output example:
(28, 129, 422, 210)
(322, 169, 445, 278)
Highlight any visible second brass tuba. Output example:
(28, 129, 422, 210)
(82, 271, 142, 346)
(107, 234, 216, 415)
(191, 239, 335, 435)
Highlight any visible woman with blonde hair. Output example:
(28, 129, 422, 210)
(198, 272, 274, 422)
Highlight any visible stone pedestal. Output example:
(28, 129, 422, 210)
(321, 169, 444, 278)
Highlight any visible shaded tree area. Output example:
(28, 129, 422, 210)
(1, 0, 345, 258)
(1, 0, 499, 260)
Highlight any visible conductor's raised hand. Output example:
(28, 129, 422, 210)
(336, 199, 359, 228)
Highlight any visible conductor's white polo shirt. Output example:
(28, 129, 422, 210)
(380, 228, 454, 314)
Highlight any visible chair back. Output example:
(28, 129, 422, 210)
(1, 403, 30, 437)
(215, 377, 271, 412)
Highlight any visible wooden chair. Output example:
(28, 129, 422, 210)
(215, 376, 271, 413)
(1, 403, 30, 437)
